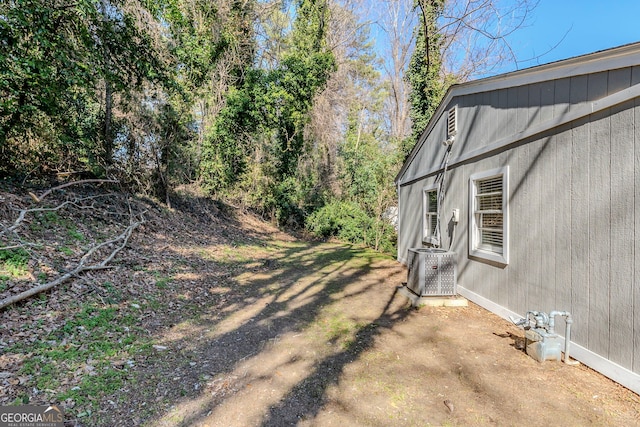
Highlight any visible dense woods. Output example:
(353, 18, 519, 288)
(0, 0, 536, 252)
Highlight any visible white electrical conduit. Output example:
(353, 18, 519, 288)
(435, 144, 453, 248)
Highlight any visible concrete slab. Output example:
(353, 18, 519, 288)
(397, 285, 469, 307)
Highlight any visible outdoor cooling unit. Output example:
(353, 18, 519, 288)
(406, 248, 457, 296)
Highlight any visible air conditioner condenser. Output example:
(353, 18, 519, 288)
(406, 248, 457, 296)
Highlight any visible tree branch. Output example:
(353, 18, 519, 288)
(1, 195, 108, 236)
(28, 179, 119, 203)
(0, 213, 145, 310)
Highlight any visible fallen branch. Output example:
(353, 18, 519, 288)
(0, 244, 25, 251)
(0, 213, 145, 310)
(1, 195, 108, 236)
(28, 179, 119, 203)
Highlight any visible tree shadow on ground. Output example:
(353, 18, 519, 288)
(259, 287, 408, 426)
(127, 235, 409, 427)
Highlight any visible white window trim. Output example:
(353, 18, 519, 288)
(422, 184, 439, 246)
(469, 166, 509, 265)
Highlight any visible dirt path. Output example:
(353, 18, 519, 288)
(130, 237, 640, 427)
(2, 193, 639, 426)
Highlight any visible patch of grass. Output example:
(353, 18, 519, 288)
(102, 281, 122, 303)
(145, 296, 162, 310)
(154, 273, 173, 289)
(0, 247, 29, 277)
(325, 317, 353, 342)
(12, 301, 149, 417)
(60, 246, 74, 256)
(67, 228, 85, 242)
(197, 249, 216, 261)
(30, 211, 64, 232)
(70, 305, 122, 330)
(221, 246, 241, 261)
(43, 211, 63, 225)
(319, 313, 365, 350)
(12, 394, 30, 405)
(30, 211, 86, 244)
(58, 366, 127, 407)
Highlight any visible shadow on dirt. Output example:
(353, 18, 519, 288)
(117, 225, 409, 427)
(259, 287, 406, 427)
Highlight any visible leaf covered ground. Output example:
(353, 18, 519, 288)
(1, 185, 640, 426)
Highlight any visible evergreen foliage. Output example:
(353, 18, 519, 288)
(200, 0, 336, 226)
(0, 0, 166, 176)
(403, 0, 447, 158)
(1, 0, 524, 254)
(306, 200, 395, 254)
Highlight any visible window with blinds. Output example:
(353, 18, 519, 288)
(423, 186, 439, 245)
(469, 167, 509, 264)
(476, 177, 503, 252)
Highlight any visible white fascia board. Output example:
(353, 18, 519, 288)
(452, 42, 640, 98)
(395, 42, 640, 185)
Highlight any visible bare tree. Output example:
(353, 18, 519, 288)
(374, 0, 539, 147)
(438, 0, 540, 79)
(306, 0, 380, 194)
(377, 0, 417, 145)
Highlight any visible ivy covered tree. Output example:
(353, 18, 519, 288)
(403, 0, 447, 158)
(0, 0, 537, 254)
(0, 0, 98, 174)
(139, 0, 257, 203)
(200, 0, 335, 218)
(0, 0, 166, 176)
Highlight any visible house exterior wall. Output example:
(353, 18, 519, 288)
(401, 67, 640, 185)
(397, 63, 640, 392)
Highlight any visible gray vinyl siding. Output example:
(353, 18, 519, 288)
(396, 65, 640, 376)
(635, 93, 640, 374)
(403, 68, 638, 185)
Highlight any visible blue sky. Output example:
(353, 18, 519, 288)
(507, 0, 640, 71)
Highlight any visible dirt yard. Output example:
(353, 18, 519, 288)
(137, 243, 640, 427)
(1, 189, 640, 426)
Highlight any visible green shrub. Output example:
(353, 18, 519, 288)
(306, 201, 371, 241)
(306, 201, 396, 253)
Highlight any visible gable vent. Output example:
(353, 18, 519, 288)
(447, 106, 457, 138)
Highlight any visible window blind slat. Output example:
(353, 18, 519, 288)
(477, 177, 502, 193)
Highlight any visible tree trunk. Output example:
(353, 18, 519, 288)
(104, 79, 113, 164)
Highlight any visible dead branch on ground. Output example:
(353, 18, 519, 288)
(1, 195, 107, 237)
(28, 179, 119, 203)
(0, 185, 145, 310)
(0, 211, 145, 310)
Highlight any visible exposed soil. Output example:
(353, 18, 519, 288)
(1, 186, 640, 426)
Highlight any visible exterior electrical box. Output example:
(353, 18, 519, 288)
(406, 248, 457, 296)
